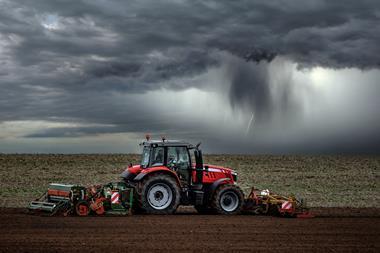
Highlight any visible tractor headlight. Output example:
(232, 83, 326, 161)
(231, 171, 238, 182)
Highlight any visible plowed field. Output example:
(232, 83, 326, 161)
(0, 207, 379, 253)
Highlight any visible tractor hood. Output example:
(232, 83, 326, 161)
(202, 164, 238, 182)
(203, 164, 236, 174)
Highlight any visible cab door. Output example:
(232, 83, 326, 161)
(167, 146, 191, 184)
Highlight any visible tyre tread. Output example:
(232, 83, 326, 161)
(139, 173, 180, 214)
(211, 184, 244, 215)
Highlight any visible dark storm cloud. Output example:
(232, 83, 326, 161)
(84, 61, 141, 78)
(0, 0, 379, 152)
(3, 0, 379, 69)
(24, 125, 130, 138)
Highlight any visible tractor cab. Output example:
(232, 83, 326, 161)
(137, 139, 204, 186)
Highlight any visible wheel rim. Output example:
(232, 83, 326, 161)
(77, 204, 89, 216)
(220, 191, 239, 212)
(147, 183, 173, 210)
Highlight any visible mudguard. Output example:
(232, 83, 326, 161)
(133, 166, 181, 186)
(205, 178, 231, 203)
(120, 170, 136, 181)
(133, 172, 146, 181)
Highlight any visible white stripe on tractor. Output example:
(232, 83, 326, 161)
(207, 168, 222, 173)
(281, 201, 292, 210)
(111, 192, 119, 204)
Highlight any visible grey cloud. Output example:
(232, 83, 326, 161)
(1, 0, 380, 153)
(1, 0, 379, 90)
(84, 61, 141, 78)
(3, 0, 379, 69)
(24, 125, 125, 138)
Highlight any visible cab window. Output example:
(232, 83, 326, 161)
(141, 147, 150, 168)
(167, 147, 190, 169)
(151, 147, 164, 166)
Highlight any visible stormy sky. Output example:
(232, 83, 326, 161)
(0, 0, 379, 154)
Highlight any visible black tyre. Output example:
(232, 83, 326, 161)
(131, 200, 144, 214)
(139, 174, 180, 214)
(75, 200, 90, 216)
(211, 184, 244, 215)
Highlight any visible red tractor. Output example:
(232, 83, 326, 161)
(121, 138, 244, 215)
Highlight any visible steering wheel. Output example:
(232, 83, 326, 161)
(167, 158, 178, 171)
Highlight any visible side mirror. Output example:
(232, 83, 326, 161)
(194, 150, 203, 184)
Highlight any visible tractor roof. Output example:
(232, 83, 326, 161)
(141, 140, 195, 149)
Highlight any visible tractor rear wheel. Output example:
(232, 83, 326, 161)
(211, 184, 244, 215)
(139, 174, 180, 214)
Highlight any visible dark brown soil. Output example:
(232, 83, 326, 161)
(0, 207, 379, 252)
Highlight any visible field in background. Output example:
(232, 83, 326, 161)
(0, 154, 379, 208)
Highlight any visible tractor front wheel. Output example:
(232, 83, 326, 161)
(211, 184, 244, 215)
(139, 174, 180, 214)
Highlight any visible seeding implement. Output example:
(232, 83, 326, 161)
(29, 182, 133, 216)
(28, 137, 312, 217)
